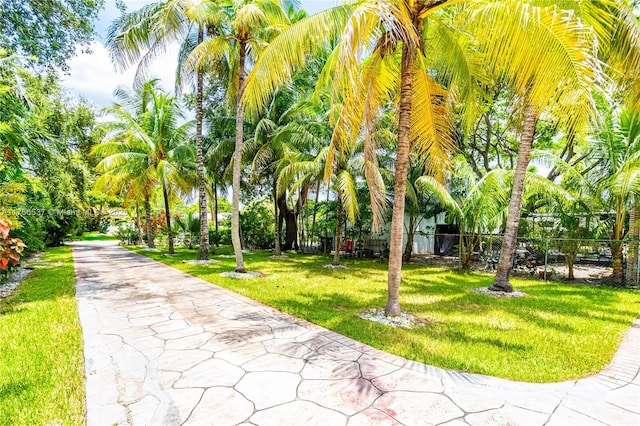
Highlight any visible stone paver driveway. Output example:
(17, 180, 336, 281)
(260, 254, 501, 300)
(71, 241, 640, 425)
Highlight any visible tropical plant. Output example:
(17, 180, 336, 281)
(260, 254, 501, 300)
(0, 218, 26, 280)
(107, 0, 222, 260)
(188, 0, 295, 272)
(174, 211, 202, 249)
(93, 81, 194, 254)
(587, 103, 640, 285)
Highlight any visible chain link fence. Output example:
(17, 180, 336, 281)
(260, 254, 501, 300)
(433, 233, 640, 286)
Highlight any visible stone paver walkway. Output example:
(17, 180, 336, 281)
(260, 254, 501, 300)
(71, 241, 640, 425)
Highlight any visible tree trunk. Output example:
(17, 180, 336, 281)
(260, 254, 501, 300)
(310, 180, 321, 251)
(611, 241, 624, 286)
(273, 176, 281, 256)
(386, 40, 416, 316)
(135, 202, 144, 245)
(461, 234, 474, 269)
(490, 103, 537, 292)
(278, 195, 298, 250)
(611, 197, 625, 286)
(214, 181, 219, 246)
(402, 215, 415, 263)
(567, 251, 575, 280)
(196, 25, 210, 261)
(628, 197, 639, 285)
(333, 194, 342, 266)
(231, 41, 246, 272)
(144, 194, 155, 248)
(162, 181, 174, 255)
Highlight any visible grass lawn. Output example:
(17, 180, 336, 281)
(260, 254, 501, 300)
(80, 231, 119, 241)
(0, 246, 85, 425)
(130, 246, 640, 383)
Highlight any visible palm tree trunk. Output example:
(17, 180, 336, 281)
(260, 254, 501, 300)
(273, 175, 281, 256)
(231, 41, 247, 272)
(386, 41, 416, 316)
(611, 197, 625, 286)
(628, 197, 639, 285)
(333, 194, 342, 266)
(567, 251, 575, 280)
(196, 25, 210, 261)
(402, 214, 415, 263)
(135, 202, 144, 245)
(213, 181, 219, 247)
(310, 180, 320, 251)
(144, 194, 155, 248)
(491, 103, 537, 292)
(162, 181, 174, 255)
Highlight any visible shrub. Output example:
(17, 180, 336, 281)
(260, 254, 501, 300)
(0, 218, 26, 281)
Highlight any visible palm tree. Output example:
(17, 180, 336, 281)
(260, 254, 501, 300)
(93, 80, 160, 248)
(94, 83, 194, 255)
(278, 141, 363, 266)
(107, 0, 223, 260)
(588, 104, 640, 285)
(187, 0, 294, 273)
(417, 155, 571, 269)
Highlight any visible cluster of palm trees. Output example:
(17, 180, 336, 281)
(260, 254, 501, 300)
(93, 0, 640, 316)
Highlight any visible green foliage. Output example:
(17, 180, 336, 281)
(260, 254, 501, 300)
(209, 228, 231, 246)
(114, 221, 140, 245)
(174, 211, 202, 249)
(0, 52, 100, 250)
(240, 199, 275, 249)
(0, 218, 26, 281)
(0, 246, 84, 424)
(0, 0, 104, 70)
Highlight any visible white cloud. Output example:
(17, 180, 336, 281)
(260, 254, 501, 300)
(61, 41, 180, 108)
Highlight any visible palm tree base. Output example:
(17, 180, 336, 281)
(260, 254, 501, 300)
(488, 281, 514, 293)
(235, 267, 246, 273)
(385, 299, 400, 316)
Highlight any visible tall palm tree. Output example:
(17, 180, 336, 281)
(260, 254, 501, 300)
(187, 0, 294, 273)
(107, 0, 224, 260)
(94, 83, 194, 255)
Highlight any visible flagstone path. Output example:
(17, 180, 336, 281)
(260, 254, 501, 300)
(71, 241, 640, 425)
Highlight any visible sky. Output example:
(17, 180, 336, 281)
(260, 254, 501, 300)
(60, 0, 337, 108)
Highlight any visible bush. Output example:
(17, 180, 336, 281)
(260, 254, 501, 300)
(209, 228, 231, 246)
(240, 200, 275, 250)
(0, 218, 26, 282)
(114, 222, 139, 245)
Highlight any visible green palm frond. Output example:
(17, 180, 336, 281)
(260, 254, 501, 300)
(243, 2, 359, 117)
(415, 175, 462, 218)
(336, 169, 359, 223)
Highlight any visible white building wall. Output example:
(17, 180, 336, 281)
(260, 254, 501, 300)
(385, 212, 448, 255)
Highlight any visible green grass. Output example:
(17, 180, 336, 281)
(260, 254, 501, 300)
(0, 246, 85, 425)
(131, 246, 640, 383)
(81, 231, 118, 241)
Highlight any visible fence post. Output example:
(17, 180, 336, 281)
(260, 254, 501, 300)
(543, 237, 549, 280)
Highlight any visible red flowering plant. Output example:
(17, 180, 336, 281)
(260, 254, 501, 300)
(0, 218, 26, 277)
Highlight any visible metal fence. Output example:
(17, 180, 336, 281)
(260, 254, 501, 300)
(434, 233, 640, 286)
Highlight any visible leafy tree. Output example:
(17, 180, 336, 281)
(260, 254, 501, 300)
(0, 0, 104, 70)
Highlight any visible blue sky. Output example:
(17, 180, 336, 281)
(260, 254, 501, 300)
(62, 0, 336, 107)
